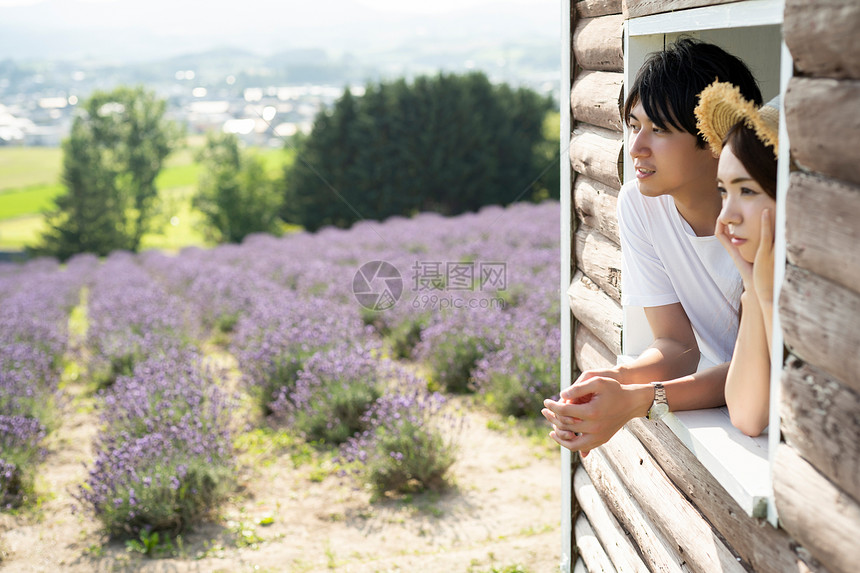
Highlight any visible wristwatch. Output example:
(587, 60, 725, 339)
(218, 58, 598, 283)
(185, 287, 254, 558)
(647, 381, 669, 420)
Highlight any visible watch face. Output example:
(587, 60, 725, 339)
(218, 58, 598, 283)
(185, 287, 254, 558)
(649, 403, 669, 420)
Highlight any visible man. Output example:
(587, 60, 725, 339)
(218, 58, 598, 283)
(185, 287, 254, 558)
(543, 39, 763, 454)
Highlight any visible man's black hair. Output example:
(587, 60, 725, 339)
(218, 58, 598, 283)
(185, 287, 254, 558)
(623, 38, 763, 148)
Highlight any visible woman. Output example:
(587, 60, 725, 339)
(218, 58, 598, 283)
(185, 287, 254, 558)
(695, 82, 780, 437)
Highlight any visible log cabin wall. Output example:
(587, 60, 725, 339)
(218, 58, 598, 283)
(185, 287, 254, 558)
(567, 1, 859, 572)
(775, 2, 860, 573)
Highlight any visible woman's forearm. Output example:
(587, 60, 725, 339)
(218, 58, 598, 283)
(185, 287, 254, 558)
(725, 292, 771, 436)
(758, 290, 774, 353)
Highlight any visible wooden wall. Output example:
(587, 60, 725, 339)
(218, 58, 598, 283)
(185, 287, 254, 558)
(568, 1, 860, 572)
(568, 0, 624, 378)
(776, 2, 860, 572)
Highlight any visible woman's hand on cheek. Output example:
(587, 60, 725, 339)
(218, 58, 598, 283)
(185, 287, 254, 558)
(716, 219, 754, 286)
(753, 208, 775, 306)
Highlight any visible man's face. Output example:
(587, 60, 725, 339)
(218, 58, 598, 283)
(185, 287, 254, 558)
(627, 101, 718, 198)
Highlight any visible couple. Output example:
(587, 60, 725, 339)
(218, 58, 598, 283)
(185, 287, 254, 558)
(544, 39, 779, 454)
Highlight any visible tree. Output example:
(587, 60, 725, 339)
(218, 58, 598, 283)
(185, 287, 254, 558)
(283, 72, 556, 232)
(193, 131, 285, 244)
(32, 86, 181, 260)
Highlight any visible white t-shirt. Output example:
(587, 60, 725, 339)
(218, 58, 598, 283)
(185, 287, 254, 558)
(617, 180, 742, 367)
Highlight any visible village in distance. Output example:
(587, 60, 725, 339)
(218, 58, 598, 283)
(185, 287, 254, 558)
(0, 38, 560, 149)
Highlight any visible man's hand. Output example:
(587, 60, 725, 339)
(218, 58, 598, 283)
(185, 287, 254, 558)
(542, 376, 653, 456)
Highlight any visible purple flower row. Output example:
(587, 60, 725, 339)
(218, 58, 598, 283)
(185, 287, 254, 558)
(3, 199, 560, 505)
(0, 253, 97, 508)
(78, 349, 235, 536)
(84, 251, 196, 387)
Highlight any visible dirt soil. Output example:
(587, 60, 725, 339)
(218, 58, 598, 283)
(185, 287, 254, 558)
(0, 390, 562, 573)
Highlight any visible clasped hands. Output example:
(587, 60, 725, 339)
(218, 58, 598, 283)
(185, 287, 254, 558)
(542, 369, 652, 457)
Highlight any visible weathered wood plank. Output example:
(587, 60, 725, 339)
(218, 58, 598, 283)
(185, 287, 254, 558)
(627, 417, 826, 573)
(568, 271, 622, 356)
(574, 466, 649, 573)
(570, 124, 623, 189)
(785, 171, 860, 294)
(574, 323, 617, 374)
(784, 0, 860, 79)
(781, 355, 860, 505)
(576, 0, 622, 19)
(580, 447, 689, 573)
(623, 0, 739, 18)
(575, 225, 621, 303)
(774, 444, 860, 573)
(780, 264, 860, 394)
(571, 71, 624, 132)
(785, 77, 860, 186)
(574, 175, 620, 246)
(598, 427, 747, 573)
(575, 514, 618, 573)
(573, 15, 624, 72)
(575, 558, 589, 573)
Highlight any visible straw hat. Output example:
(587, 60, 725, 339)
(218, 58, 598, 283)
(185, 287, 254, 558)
(695, 81, 780, 157)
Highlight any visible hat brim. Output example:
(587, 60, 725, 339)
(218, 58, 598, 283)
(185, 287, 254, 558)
(695, 81, 779, 157)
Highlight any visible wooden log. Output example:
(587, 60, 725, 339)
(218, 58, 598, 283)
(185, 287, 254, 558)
(598, 427, 747, 573)
(575, 225, 622, 302)
(570, 124, 623, 189)
(580, 447, 689, 573)
(785, 171, 860, 293)
(568, 271, 622, 356)
(573, 16, 624, 72)
(780, 355, 860, 505)
(785, 77, 860, 186)
(623, 0, 737, 18)
(574, 323, 618, 373)
(574, 466, 650, 573)
(780, 264, 860, 394)
(576, 0, 622, 19)
(627, 417, 826, 573)
(575, 558, 589, 573)
(784, 0, 860, 79)
(575, 514, 618, 573)
(571, 71, 624, 132)
(774, 443, 860, 573)
(574, 175, 620, 246)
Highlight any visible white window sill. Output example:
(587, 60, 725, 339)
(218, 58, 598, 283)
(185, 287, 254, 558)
(617, 352, 770, 518)
(662, 408, 770, 518)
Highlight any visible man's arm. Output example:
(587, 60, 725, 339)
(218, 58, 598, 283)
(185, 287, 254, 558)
(543, 302, 729, 453)
(543, 361, 729, 453)
(616, 303, 700, 385)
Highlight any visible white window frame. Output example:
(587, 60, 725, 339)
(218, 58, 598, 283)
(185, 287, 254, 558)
(621, 0, 788, 526)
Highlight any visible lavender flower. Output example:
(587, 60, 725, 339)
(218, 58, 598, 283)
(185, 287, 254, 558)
(339, 369, 463, 494)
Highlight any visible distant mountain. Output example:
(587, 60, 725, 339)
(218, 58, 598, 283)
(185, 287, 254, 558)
(0, 0, 558, 64)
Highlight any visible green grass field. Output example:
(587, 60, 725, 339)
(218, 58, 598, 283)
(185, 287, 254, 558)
(0, 143, 294, 253)
(0, 147, 62, 191)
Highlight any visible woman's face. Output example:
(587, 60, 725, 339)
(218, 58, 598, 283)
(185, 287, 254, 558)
(716, 144, 777, 263)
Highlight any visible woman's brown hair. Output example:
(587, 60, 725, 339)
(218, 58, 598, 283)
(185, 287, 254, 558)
(722, 122, 777, 199)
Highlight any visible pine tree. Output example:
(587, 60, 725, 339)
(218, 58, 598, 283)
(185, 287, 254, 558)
(282, 72, 556, 232)
(32, 86, 180, 260)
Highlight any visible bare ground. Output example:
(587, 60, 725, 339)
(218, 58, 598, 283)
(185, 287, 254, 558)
(0, 388, 562, 573)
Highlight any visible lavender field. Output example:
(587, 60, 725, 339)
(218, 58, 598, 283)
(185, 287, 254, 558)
(0, 201, 561, 571)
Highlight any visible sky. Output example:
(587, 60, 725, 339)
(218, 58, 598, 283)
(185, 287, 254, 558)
(0, 0, 560, 62)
